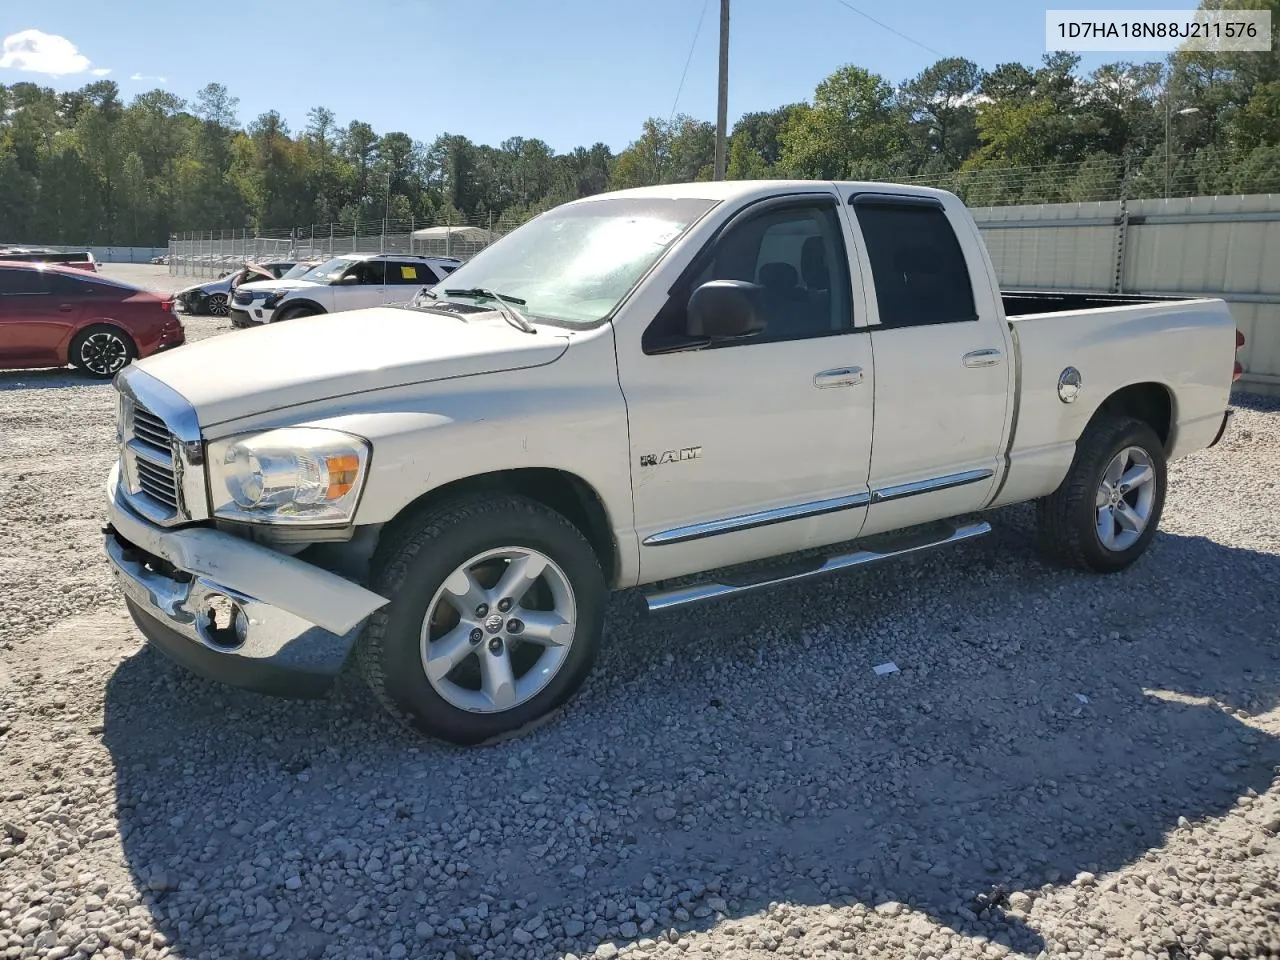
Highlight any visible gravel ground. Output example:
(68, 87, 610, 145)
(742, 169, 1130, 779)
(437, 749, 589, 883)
(2, 271, 1280, 960)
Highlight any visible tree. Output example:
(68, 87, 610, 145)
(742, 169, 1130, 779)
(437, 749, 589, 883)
(898, 58, 984, 169)
(780, 66, 905, 179)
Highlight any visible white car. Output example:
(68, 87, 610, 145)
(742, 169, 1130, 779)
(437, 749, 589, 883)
(227, 253, 461, 327)
(103, 179, 1243, 746)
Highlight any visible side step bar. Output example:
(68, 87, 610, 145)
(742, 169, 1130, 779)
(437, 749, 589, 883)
(643, 520, 992, 614)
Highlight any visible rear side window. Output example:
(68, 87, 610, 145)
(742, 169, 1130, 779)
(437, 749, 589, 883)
(388, 261, 430, 284)
(0, 268, 51, 295)
(51, 274, 94, 297)
(852, 201, 977, 328)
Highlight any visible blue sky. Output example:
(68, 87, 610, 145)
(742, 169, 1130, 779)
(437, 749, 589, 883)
(2, 0, 1176, 152)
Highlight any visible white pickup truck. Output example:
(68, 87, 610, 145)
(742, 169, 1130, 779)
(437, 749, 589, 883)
(103, 180, 1243, 745)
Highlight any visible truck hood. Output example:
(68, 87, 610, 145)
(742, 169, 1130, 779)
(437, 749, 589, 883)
(134, 306, 570, 427)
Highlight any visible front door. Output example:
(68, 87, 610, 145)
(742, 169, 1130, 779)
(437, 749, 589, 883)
(617, 193, 876, 584)
(333, 260, 388, 312)
(847, 196, 1012, 537)
(0, 267, 84, 366)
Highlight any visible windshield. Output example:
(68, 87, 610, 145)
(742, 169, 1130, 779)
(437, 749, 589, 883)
(423, 197, 717, 326)
(282, 261, 319, 279)
(299, 257, 357, 282)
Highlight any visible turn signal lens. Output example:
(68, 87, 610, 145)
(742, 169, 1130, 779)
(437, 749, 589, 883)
(324, 453, 361, 500)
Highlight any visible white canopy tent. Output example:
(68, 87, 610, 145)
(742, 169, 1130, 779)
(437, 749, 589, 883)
(410, 225, 495, 257)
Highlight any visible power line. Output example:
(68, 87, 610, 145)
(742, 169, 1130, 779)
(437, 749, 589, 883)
(669, 0, 712, 126)
(828, 0, 944, 58)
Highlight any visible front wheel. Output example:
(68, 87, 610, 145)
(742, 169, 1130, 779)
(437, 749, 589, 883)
(273, 304, 321, 323)
(357, 495, 607, 745)
(1036, 415, 1168, 573)
(206, 293, 229, 316)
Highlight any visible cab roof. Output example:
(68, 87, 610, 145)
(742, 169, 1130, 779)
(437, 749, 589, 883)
(564, 179, 957, 206)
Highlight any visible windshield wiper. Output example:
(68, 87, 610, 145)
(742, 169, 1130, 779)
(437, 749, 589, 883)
(443, 287, 536, 334)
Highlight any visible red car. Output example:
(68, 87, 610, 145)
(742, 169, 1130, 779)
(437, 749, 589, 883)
(0, 263, 185, 378)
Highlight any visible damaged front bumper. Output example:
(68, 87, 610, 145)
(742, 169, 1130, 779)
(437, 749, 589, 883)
(104, 464, 388, 697)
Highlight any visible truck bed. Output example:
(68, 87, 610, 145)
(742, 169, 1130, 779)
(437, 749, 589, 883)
(1002, 289, 1188, 317)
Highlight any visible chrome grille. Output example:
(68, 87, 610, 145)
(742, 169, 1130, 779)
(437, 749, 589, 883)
(114, 367, 206, 527)
(134, 446, 179, 509)
(124, 402, 181, 516)
(131, 406, 173, 456)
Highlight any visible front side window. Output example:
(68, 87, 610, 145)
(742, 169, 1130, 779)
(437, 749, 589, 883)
(347, 260, 386, 285)
(423, 196, 717, 326)
(852, 201, 977, 328)
(644, 199, 853, 351)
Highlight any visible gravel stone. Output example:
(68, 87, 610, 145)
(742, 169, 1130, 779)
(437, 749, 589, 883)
(2, 279, 1280, 960)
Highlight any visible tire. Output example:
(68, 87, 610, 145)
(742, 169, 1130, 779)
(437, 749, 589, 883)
(206, 293, 229, 317)
(69, 324, 136, 379)
(274, 304, 321, 323)
(357, 494, 607, 745)
(1036, 415, 1167, 573)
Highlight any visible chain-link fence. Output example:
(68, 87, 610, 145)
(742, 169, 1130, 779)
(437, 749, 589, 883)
(170, 152, 1280, 278)
(900, 150, 1280, 208)
(167, 214, 528, 279)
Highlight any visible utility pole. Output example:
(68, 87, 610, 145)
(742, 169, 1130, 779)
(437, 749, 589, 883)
(713, 0, 730, 181)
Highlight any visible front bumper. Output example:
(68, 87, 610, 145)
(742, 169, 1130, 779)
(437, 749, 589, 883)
(1207, 408, 1234, 448)
(104, 465, 388, 697)
(229, 306, 269, 327)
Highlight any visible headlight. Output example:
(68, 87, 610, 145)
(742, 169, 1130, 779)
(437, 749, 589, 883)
(206, 428, 370, 525)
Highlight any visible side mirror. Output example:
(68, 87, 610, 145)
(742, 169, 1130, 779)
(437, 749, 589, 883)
(337, 273, 360, 284)
(686, 280, 766, 340)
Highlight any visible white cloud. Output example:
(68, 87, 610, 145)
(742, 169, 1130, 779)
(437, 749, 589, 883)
(0, 29, 108, 77)
(91, 68, 112, 76)
(129, 72, 167, 84)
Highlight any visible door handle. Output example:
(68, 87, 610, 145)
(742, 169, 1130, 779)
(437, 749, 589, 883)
(962, 348, 1003, 368)
(813, 366, 864, 388)
(58, 304, 75, 312)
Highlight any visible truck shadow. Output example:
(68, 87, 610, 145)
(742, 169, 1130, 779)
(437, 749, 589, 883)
(102, 511, 1280, 959)
(0, 368, 108, 390)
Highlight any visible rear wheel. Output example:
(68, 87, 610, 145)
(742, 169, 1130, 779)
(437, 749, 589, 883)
(1036, 416, 1167, 573)
(357, 494, 606, 745)
(206, 293, 229, 317)
(69, 325, 136, 379)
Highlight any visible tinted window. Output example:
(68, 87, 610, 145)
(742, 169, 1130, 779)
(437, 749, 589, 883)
(0, 268, 51, 295)
(644, 200, 852, 351)
(388, 261, 433, 284)
(51, 273, 99, 297)
(346, 260, 386, 285)
(852, 202, 977, 328)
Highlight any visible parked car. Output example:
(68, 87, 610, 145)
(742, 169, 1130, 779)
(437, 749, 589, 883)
(102, 180, 1243, 745)
(227, 253, 461, 327)
(174, 260, 299, 316)
(0, 262, 184, 378)
(226, 259, 324, 327)
(0, 248, 99, 272)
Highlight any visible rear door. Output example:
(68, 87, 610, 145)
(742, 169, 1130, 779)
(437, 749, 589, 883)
(0, 268, 84, 366)
(845, 193, 1013, 537)
(384, 260, 438, 303)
